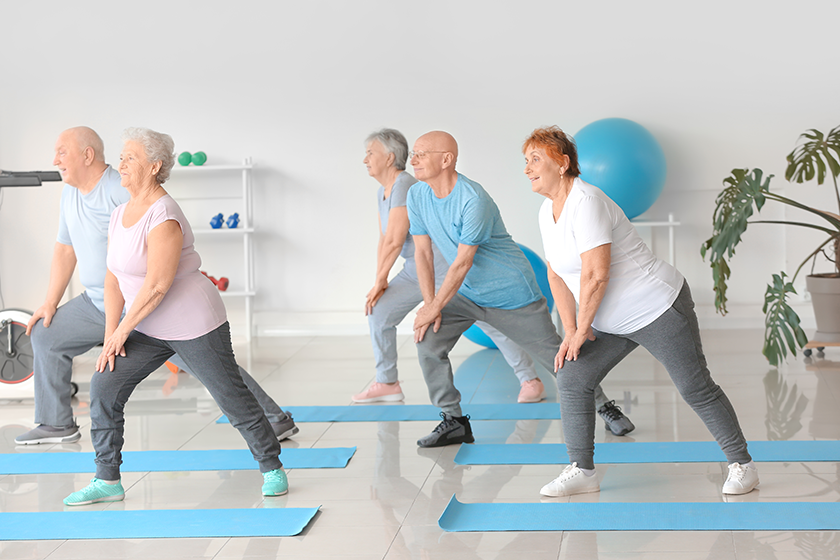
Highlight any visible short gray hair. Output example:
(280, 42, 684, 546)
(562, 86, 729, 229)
(122, 127, 176, 184)
(365, 128, 408, 171)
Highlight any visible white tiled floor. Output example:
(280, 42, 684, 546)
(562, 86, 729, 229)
(1, 329, 839, 559)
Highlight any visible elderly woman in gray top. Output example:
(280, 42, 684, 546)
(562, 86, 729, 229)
(355, 128, 549, 403)
(353, 129, 631, 436)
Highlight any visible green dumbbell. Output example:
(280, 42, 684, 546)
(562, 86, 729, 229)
(192, 151, 207, 166)
(178, 152, 192, 166)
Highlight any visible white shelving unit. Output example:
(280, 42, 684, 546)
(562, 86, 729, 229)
(631, 212, 681, 265)
(170, 158, 256, 340)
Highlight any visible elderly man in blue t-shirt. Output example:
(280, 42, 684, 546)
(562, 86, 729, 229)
(407, 131, 633, 447)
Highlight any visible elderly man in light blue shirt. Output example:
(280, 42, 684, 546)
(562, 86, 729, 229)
(407, 131, 633, 448)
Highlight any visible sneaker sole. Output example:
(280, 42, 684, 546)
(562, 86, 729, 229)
(15, 432, 82, 445)
(275, 426, 299, 441)
(540, 485, 600, 498)
(263, 488, 289, 497)
(351, 393, 405, 403)
(604, 424, 634, 436)
(518, 392, 547, 403)
(722, 481, 760, 495)
(416, 435, 475, 448)
(65, 493, 125, 506)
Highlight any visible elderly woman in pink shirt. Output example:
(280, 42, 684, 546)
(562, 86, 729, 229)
(63, 128, 287, 506)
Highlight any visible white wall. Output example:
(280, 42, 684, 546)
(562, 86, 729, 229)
(1, 1, 838, 336)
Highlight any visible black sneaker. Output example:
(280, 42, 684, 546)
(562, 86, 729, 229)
(417, 413, 475, 448)
(598, 400, 635, 436)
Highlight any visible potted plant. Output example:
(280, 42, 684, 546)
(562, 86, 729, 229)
(701, 125, 840, 366)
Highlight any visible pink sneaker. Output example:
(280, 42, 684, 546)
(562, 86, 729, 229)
(352, 381, 405, 403)
(518, 378, 546, 403)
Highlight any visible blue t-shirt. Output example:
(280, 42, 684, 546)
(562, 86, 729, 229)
(406, 173, 541, 310)
(57, 166, 129, 312)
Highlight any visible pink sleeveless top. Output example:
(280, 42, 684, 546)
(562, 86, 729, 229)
(107, 195, 226, 340)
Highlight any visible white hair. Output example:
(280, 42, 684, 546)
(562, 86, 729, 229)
(365, 128, 408, 171)
(122, 127, 176, 184)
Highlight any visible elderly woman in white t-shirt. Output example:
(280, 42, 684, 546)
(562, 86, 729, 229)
(63, 128, 287, 506)
(523, 126, 759, 498)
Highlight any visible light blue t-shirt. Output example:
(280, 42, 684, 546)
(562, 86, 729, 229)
(57, 166, 129, 312)
(407, 173, 542, 310)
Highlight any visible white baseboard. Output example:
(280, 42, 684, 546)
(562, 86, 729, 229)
(254, 304, 818, 337)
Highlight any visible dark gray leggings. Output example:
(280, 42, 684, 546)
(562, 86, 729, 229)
(558, 281, 751, 469)
(89, 322, 282, 480)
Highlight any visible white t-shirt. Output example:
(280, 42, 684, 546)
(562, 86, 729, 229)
(539, 178, 684, 335)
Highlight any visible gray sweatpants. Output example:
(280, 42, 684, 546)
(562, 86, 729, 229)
(90, 322, 282, 480)
(368, 260, 539, 385)
(29, 292, 289, 427)
(557, 282, 752, 469)
(415, 294, 609, 417)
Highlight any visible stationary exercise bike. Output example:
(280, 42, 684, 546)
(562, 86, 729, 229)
(0, 169, 77, 399)
(0, 309, 35, 398)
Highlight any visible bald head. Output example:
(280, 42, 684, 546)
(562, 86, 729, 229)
(411, 131, 460, 192)
(63, 127, 105, 162)
(54, 126, 108, 192)
(415, 131, 458, 162)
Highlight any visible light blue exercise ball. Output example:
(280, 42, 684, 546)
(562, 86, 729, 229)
(463, 244, 554, 349)
(575, 118, 666, 220)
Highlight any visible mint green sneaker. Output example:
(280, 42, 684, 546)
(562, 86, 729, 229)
(64, 478, 125, 506)
(262, 468, 288, 496)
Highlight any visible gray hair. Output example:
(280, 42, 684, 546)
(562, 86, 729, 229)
(365, 128, 408, 171)
(122, 127, 176, 184)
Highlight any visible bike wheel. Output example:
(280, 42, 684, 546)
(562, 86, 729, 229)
(0, 309, 34, 385)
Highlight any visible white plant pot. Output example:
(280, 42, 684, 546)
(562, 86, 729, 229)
(806, 274, 840, 343)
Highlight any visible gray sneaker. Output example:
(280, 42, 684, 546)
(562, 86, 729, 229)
(15, 424, 81, 445)
(417, 413, 474, 448)
(598, 400, 635, 436)
(271, 414, 299, 441)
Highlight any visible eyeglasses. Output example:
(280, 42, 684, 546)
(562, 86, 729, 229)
(409, 150, 448, 159)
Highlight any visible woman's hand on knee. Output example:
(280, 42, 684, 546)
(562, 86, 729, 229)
(96, 329, 128, 372)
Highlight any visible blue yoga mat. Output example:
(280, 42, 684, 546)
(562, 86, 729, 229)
(454, 441, 840, 465)
(0, 447, 355, 475)
(218, 403, 561, 423)
(438, 496, 840, 532)
(0, 507, 320, 540)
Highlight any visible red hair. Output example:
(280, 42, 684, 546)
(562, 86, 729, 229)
(522, 126, 580, 177)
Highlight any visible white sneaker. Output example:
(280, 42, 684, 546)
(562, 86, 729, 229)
(539, 463, 600, 497)
(722, 462, 759, 495)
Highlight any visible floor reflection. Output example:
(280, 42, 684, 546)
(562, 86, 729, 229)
(0, 330, 839, 559)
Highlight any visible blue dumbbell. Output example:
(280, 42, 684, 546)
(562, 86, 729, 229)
(226, 213, 240, 228)
(210, 213, 224, 229)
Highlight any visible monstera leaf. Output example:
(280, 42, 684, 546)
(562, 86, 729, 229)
(701, 169, 772, 314)
(762, 273, 809, 366)
(786, 125, 840, 189)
